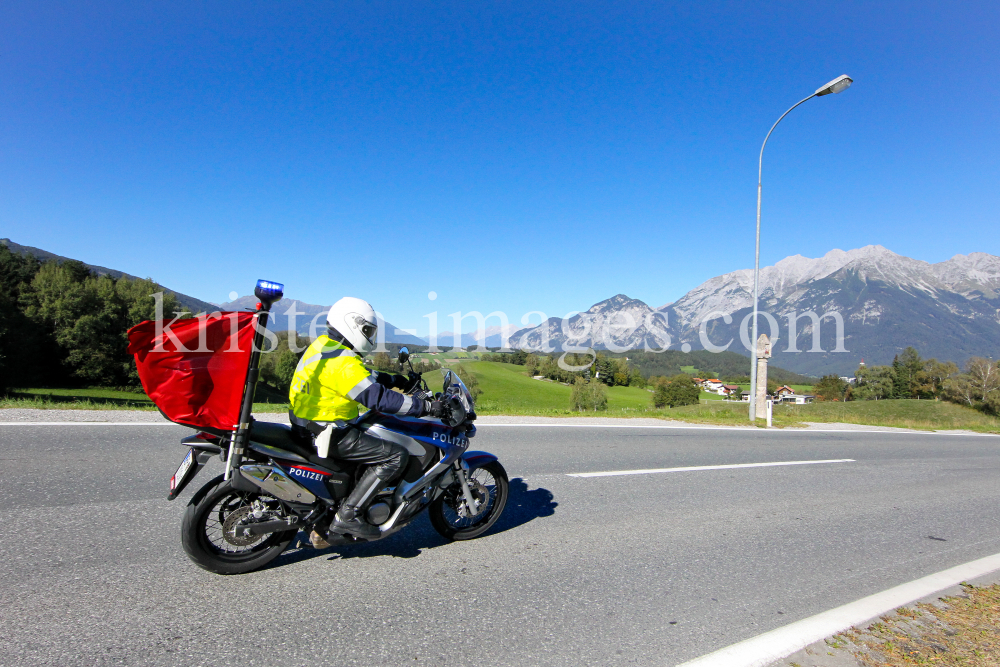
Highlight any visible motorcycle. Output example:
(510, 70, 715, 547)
(164, 282, 508, 575)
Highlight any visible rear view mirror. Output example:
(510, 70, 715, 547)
(398, 347, 410, 364)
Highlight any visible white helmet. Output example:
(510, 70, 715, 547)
(326, 297, 378, 355)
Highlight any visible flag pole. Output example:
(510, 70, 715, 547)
(224, 280, 283, 481)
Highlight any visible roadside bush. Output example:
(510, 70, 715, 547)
(371, 351, 392, 371)
(258, 331, 308, 394)
(570, 378, 607, 412)
(652, 374, 700, 408)
(985, 390, 1000, 416)
(454, 364, 482, 401)
(941, 357, 1000, 413)
(524, 354, 540, 376)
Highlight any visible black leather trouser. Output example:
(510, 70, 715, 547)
(330, 430, 410, 482)
(289, 414, 410, 482)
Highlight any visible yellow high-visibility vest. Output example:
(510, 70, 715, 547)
(288, 336, 371, 422)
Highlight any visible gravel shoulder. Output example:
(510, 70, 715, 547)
(767, 575, 1000, 667)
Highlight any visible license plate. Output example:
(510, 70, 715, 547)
(170, 450, 195, 492)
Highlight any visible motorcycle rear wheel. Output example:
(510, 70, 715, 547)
(181, 476, 297, 575)
(429, 461, 508, 541)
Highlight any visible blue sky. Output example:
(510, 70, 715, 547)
(2, 1, 998, 334)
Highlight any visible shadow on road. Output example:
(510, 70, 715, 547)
(490, 477, 557, 535)
(272, 477, 557, 567)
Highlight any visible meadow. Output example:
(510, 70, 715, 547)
(4, 361, 998, 433)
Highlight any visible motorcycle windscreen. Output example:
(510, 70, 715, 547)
(127, 312, 256, 435)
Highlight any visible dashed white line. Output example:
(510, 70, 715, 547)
(676, 551, 1000, 667)
(567, 458, 855, 478)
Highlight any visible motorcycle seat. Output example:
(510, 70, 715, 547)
(248, 420, 316, 461)
(248, 420, 354, 472)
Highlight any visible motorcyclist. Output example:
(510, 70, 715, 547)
(287, 297, 442, 545)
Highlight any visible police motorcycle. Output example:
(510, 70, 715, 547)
(168, 281, 508, 575)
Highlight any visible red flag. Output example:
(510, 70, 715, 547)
(127, 312, 256, 434)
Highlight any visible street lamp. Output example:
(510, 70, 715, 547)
(748, 75, 853, 421)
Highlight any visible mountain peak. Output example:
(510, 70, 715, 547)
(847, 244, 893, 257)
(588, 294, 646, 313)
(659, 245, 1000, 329)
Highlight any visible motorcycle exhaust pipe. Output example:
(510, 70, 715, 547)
(238, 518, 299, 537)
(239, 464, 317, 504)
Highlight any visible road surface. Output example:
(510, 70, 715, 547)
(1, 421, 998, 665)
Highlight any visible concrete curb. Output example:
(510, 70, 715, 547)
(678, 553, 1000, 667)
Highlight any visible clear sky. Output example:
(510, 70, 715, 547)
(2, 1, 998, 334)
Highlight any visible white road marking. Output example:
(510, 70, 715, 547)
(568, 458, 855, 478)
(0, 422, 177, 426)
(0, 421, 995, 437)
(676, 551, 1000, 667)
(478, 423, 999, 436)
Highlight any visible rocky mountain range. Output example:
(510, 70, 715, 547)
(212, 296, 427, 347)
(9, 237, 998, 375)
(504, 246, 1000, 376)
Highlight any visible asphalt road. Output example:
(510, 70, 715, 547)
(1, 422, 999, 666)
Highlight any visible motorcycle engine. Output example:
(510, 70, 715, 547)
(366, 502, 391, 525)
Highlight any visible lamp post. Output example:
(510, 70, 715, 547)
(749, 75, 852, 421)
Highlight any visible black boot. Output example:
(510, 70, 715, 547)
(330, 468, 386, 539)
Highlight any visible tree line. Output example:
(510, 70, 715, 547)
(370, 351, 442, 376)
(0, 244, 182, 393)
(0, 245, 446, 400)
(832, 347, 1000, 414)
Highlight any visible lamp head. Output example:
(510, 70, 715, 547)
(815, 74, 853, 96)
(254, 279, 284, 308)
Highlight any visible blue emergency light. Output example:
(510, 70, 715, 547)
(254, 279, 284, 307)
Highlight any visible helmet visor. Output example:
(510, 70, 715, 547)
(359, 320, 377, 343)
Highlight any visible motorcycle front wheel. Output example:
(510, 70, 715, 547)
(429, 461, 508, 540)
(181, 476, 298, 575)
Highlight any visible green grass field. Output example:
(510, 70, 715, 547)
(446, 362, 1000, 432)
(455, 361, 657, 416)
(2, 386, 290, 413)
(3, 387, 157, 409)
(4, 364, 997, 433)
(778, 399, 1000, 433)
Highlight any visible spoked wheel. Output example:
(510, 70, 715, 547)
(181, 476, 297, 575)
(429, 461, 508, 541)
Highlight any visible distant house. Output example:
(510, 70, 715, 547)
(702, 379, 726, 394)
(775, 385, 795, 397)
(722, 384, 740, 397)
(781, 394, 815, 404)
